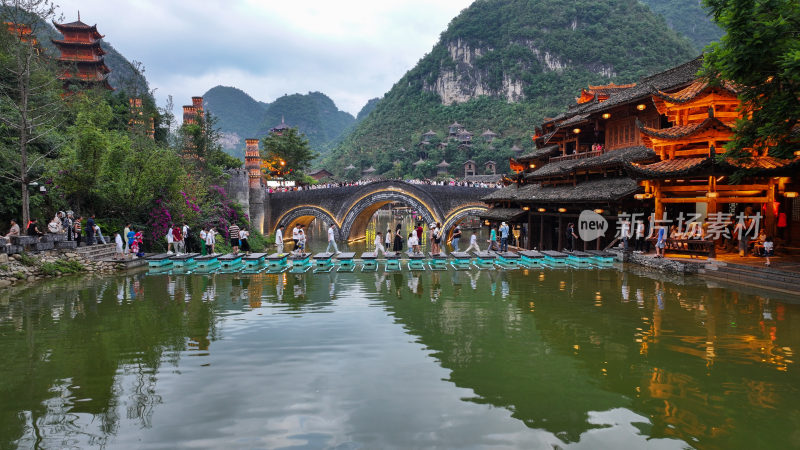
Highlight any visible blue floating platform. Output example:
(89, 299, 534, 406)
(147, 253, 173, 268)
(428, 252, 448, 270)
(384, 252, 402, 271)
(450, 251, 472, 270)
(290, 253, 311, 273)
(169, 252, 199, 267)
(336, 252, 356, 272)
(361, 252, 378, 271)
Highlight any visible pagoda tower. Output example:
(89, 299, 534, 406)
(244, 139, 263, 187)
(182, 96, 204, 125)
(51, 14, 113, 90)
(128, 98, 155, 139)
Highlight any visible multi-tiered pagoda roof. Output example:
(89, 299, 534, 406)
(51, 16, 112, 90)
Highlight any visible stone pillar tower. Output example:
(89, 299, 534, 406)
(244, 139, 265, 233)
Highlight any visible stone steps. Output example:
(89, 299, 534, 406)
(74, 243, 118, 261)
(701, 261, 800, 294)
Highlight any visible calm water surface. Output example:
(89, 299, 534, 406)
(1, 261, 799, 449)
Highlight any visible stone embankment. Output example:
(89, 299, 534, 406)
(0, 243, 134, 288)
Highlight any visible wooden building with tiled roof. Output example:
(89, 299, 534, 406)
(484, 56, 799, 251)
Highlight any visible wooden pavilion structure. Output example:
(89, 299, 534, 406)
(51, 15, 113, 90)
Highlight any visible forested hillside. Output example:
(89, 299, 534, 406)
(639, 0, 723, 51)
(202, 88, 356, 158)
(324, 0, 699, 177)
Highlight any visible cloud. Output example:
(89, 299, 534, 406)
(55, 0, 473, 116)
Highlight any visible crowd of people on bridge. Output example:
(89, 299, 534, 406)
(266, 177, 503, 193)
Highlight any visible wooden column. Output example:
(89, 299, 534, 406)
(539, 215, 545, 250)
(766, 178, 776, 236)
(557, 215, 564, 251)
(527, 211, 533, 250)
(653, 181, 663, 218)
(707, 176, 718, 215)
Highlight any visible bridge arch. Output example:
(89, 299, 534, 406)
(442, 204, 489, 239)
(274, 205, 340, 238)
(339, 187, 440, 241)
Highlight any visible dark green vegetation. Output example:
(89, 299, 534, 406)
(639, 0, 723, 51)
(326, 0, 700, 177)
(38, 258, 85, 276)
(702, 0, 800, 164)
(203, 87, 357, 158)
(260, 128, 317, 182)
(0, 3, 262, 252)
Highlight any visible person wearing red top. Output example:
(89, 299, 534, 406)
(173, 226, 184, 254)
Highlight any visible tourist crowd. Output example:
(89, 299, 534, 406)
(266, 178, 503, 193)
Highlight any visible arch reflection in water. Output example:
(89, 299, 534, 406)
(0, 269, 798, 448)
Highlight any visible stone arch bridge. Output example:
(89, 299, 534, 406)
(257, 180, 494, 241)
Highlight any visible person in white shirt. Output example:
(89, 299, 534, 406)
(408, 232, 420, 254)
(326, 223, 339, 254)
(166, 224, 174, 254)
(374, 232, 386, 256)
(385, 228, 392, 249)
(292, 225, 300, 252)
(182, 223, 190, 252)
(200, 228, 208, 255)
(296, 225, 306, 253)
(114, 233, 124, 259)
(93, 224, 106, 245)
(275, 225, 284, 253)
(205, 228, 216, 254)
(465, 232, 480, 253)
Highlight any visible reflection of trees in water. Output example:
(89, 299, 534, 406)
(0, 274, 221, 448)
(377, 268, 800, 447)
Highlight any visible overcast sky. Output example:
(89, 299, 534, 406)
(54, 0, 474, 118)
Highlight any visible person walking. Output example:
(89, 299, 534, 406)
(416, 223, 423, 249)
(182, 222, 191, 253)
(408, 232, 419, 253)
(127, 227, 136, 258)
(566, 223, 578, 252)
(86, 215, 95, 245)
(114, 233, 124, 259)
(172, 225, 183, 254)
(291, 225, 300, 252)
(240, 228, 251, 255)
(94, 222, 106, 245)
(634, 220, 645, 252)
(393, 223, 403, 252)
(655, 225, 667, 258)
(123, 223, 131, 255)
(166, 223, 174, 254)
(326, 223, 340, 254)
(385, 227, 392, 250)
(206, 228, 216, 254)
(276, 225, 285, 253)
(26, 218, 43, 236)
(764, 236, 774, 266)
(229, 223, 241, 255)
(465, 231, 481, 253)
(499, 222, 509, 252)
(451, 225, 462, 252)
(374, 232, 386, 256)
(199, 227, 207, 255)
(74, 217, 82, 246)
(488, 226, 499, 252)
(296, 225, 306, 253)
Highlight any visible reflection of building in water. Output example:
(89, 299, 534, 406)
(248, 273, 265, 309)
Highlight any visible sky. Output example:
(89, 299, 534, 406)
(54, 0, 475, 118)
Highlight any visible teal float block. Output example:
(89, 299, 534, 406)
(146, 253, 173, 268)
(496, 251, 521, 269)
(428, 252, 448, 271)
(473, 251, 496, 270)
(587, 250, 616, 266)
(519, 250, 546, 268)
(566, 250, 593, 268)
(195, 254, 220, 269)
(242, 252, 267, 273)
(408, 252, 426, 271)
(266, 253, 289, 273)
(336, 252, 356, 272)
(313, 252, 335, 273)
(290, 253, 311, 273)
(218, 253, 243, 268)
(361, 252, 378, 271)
(169, 252, 198, 267)
(384, 252, 401, 271)
(450, 251, 472, 270)
(542, 250, 569, 267)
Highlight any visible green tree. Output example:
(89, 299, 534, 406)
(260, 128, 316, 181)
(0, 0, 65, 227)
(702, 0, 800, 160)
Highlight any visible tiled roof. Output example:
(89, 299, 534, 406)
(653, 79, 739, 104)
(626, 157, 711, 178)
(721, 156, 800, 170)
(481, 129, 497, 136)
(526, 146, 656, 180)
(479, 208, 527, 222)
(423, 130, 437, 136)
(518, 145, 560, 162)
(412, 158, 426, 166)
(638, 117, 732, 140)
(436, 160, 450, 167)
(544, 57, 703, 127)
(483, 178, 640, 203)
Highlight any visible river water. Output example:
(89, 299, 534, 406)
(2, 212, 799, 448)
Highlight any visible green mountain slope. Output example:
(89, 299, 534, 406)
(201, 88, 356, 158)
(325, 0, 698, 177)
(638, 0, 723, 51)
(256, 92, 355, 152)
(203, 86, 269, 153)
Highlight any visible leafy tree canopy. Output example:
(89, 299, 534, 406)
(260, 128, 317, 181)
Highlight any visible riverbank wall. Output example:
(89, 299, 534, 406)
(0, 249, 138, 288)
